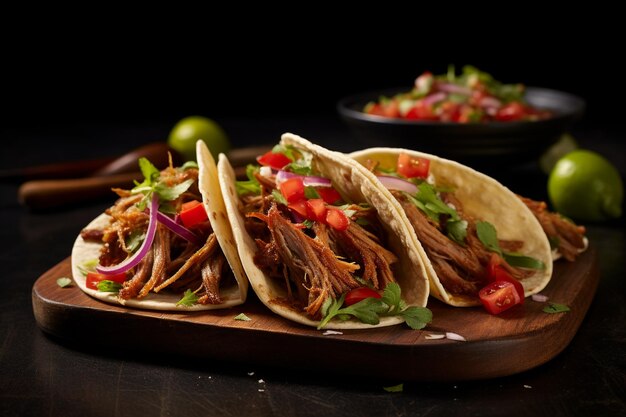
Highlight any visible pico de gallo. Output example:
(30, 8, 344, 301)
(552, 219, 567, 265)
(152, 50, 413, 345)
(364, 65, 552, 123)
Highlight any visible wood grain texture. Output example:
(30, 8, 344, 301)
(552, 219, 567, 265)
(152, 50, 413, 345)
(32, 248, 599, 381)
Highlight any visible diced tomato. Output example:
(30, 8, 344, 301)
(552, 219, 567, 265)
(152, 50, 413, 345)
(316, 187, 342, 204)
(279, 178, 305, 203)
(405, 102, 436, 120)
(397, 153, 430, 179)
(288, 200, 308, 218)
(495, 102, 527, 122)
(487, 254, 524, 303)
(382, 100, 400, 118)
(325, 207, 349, 231)
(86, 271, 127, 290)
(439, 102, 461, 122)
(257, 151, 292, 170)
(344, 287, 382, 306)
(306, 199, 327, 222)
(479, 280, 523, 314)
(365, 103, 386, 116)
(179, 200, 208, 228)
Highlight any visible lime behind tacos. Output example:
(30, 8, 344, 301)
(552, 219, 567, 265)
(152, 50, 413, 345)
(218, 133, 430, 329)
(71, 141, 248, 311)
(350, 148, 559, 307)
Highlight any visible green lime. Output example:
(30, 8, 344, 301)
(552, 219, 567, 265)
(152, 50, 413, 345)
(539, 133, 579, 174)
(168, 116, 231, 161)
(548, 150, 623, 221)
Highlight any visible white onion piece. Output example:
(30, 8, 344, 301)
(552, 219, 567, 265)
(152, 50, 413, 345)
(156, 211, 201, 245)
(376, 176, 418, 194)
(425, 333, 446, 340)
(445, 332, 467, 342)
(422, 92, 447, 106)
(259, 166, 273, 178)
(96, 195, 159, 275)
(275, 170, 332, 187)
(531, 294, 549, 302)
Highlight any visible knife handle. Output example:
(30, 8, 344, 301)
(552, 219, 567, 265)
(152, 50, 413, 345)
(18, 172, 142, 210)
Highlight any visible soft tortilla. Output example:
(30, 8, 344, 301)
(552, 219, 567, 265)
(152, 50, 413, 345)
(218, 133, 429, 329)
(70, 140, 248, 311)
(349, 147, 554, 307)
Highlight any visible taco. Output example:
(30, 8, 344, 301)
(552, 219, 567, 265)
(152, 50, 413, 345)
(349, 148, 580, 308)
(71, 141, 248, 311)
(218, 133, 431, 329)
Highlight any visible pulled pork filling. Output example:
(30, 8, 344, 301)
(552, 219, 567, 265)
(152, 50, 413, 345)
(392, 190, 531, 297)
(80, 166, 232, 304)
(242, 193, 398, 320)
(519, 196, 586, 261)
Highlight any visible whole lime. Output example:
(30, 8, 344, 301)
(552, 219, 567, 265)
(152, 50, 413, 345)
(168, 116, 230, 161)
(548, 150, 623, 221)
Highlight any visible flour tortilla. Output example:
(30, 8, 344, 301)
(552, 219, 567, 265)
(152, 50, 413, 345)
(218, 133, 429, 329)
(70, 140, 248, 311)
(349, 148, 554, 307)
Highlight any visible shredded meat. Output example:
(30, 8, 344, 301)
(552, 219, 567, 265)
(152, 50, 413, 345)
(86, 164, 231, 304)
(394, 189, 536, 297)
(197, 251, 227, 304)
(262, 204, 362, 319)
(520, 196, 586, 261)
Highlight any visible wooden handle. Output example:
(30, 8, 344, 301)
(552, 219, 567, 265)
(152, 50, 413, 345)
(18, 172, 143, 210)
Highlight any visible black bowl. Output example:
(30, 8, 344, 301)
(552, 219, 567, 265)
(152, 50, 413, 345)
(337, 87, 585, 170)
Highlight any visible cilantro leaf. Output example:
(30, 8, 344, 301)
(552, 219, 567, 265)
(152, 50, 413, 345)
(477, 221, 544, 270)
(381, 282, 402, 314)
(176, 289, 199, 307)
(234, 313, 251, 321)
(543, 303, 570, 314)
(236, 165, 262, 195)
(272, 189, 288, 205)
(138, 157, 160, 184)
(304, 186, 320, 199)
(503, 253, 545, 270)
(476, 221, 501, 255)
(56, 277, 72, 288)
(401, 307, 432, 330)
(97, 280, 122, 293)
(447, 219, 468, 246)
(154, 179, 194, 201)
(383, 384, 404, 393)
(125, 230, 146, 253)
(181, 161, 198, 170)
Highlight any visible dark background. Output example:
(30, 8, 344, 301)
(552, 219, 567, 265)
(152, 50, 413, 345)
(4, 31, 623, 131)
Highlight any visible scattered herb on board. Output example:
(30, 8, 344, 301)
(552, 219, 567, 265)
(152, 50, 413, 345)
(56, 277, 72, 288)
(383, 384, 404, 393)
(234, 313, 251, 321)
(176, 289, 199, 307)
(543, 303, 570, 314)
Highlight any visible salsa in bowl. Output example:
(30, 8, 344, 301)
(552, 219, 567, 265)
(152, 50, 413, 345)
(337, 67, 585, 169)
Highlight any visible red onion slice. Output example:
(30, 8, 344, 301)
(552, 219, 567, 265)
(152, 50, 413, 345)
(422, 92, 447, 106)
(96, 194, 159, 275)
(437, 82, 472, 96)
(156, 211, 201, 245)
(480, 96, 502, 109)
(376, 176, 418, 194)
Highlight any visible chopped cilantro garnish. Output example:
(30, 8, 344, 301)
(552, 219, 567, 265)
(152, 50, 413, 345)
(77, 259, 98, 276)
(317, 283, 432, 330)
(383, 384, 404, 393)
(304, 186, 320, 199)
(272, 189, 287, 205)
(543, 303, 570, 314)
(131, 157, 194, 208)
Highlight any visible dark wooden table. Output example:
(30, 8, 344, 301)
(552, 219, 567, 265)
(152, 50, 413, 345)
(1, 117, 624, 417)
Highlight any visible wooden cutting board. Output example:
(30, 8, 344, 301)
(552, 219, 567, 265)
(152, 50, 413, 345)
(32, 248, 599, 381)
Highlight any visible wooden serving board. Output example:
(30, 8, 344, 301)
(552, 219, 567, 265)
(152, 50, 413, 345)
(32, 249, 599, 381)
